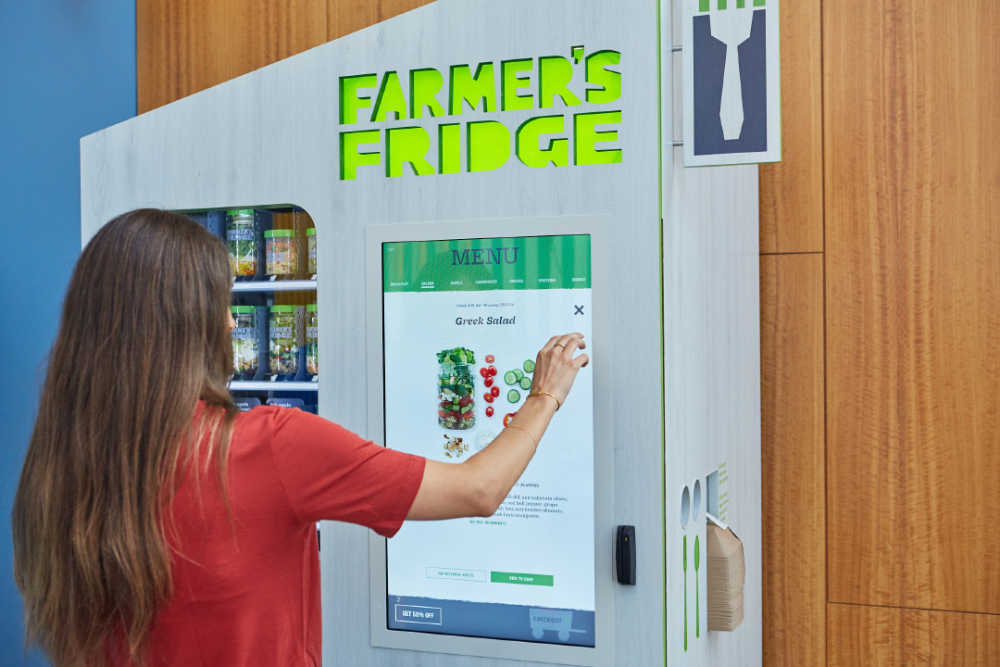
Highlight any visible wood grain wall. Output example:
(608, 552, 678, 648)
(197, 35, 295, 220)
(136, 0, 999, 663)
(825, 0, 1000, 616)
(137, 0, 432, 113)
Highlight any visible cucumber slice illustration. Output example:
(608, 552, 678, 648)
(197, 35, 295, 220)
(507, 389, 521, 403)
(504, 370, 518, 385)
(519, 377, 532, 390)
(513, 368, 524, 381)
(523, 359, 535, 373)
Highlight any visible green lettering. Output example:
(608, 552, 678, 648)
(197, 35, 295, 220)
(574, 111, 622, 166)
(386, 127, 433, 177)
(438, 123, 461, 174)
(584, 51, 622, 104)
(340, 73, 377, 124)
(410, 68, 446, 119)
(372, 71, 407, 122)
(515, 115, 569, 168)
(449, 63, 497, 115)
(340, 130, 381, 180)
(538, 56, 581, 108)
(467, 121, 510, 172)
(501, 59, 534, 111)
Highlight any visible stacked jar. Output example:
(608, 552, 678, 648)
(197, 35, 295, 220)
(265, 228, 299, 279)
(268, 305, 298, 378)
(306, 227, 317, 275)
(226, 209, 257, 278)
(230, 306, 258, 380)
(305, 304, 318, 377)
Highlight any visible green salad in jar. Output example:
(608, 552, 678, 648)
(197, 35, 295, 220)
(269, 305, 298, 377)
(437, 347, 476, 430)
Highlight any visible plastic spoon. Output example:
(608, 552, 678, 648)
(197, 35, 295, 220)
(694, 536, 701, 638)
(709, 5, 754, 140)
(682, 535, 688, 651)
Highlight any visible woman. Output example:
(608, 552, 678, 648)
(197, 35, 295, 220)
(12, 209, 588, 666)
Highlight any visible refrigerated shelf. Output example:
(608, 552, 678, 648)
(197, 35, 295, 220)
(232, 279, 317, 293)
(230, 380, 319, 392)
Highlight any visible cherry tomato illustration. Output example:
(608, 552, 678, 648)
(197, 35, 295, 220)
(484, 393, 494, 403)
(484, 377, 494, 388)
(503, 412, 517, 427)
(488, 366, 498, 377)
(479, 367, 488, 378)
(485, 354, 495, 364)
(486, 406, 494, 417)
(490, 385, 500, 397)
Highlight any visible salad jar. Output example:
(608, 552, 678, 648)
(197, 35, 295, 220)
(230, 306, 258, 380)
(306, 227, 317, 275)
(437, 347, 476, 430)
(265, 229, 298, 278)
(226, 209, 257, 278)
(268, 305, 298, 377)
(305, 304, 318, 376)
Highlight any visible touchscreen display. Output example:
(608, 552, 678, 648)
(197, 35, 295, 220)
(382, 234, 595, 646)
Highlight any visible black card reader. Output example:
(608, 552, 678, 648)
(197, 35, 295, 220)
(616, 525, 636, 585)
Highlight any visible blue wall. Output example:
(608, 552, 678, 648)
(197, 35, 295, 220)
(0, 2, 135, 664)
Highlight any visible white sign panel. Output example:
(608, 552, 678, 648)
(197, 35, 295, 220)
(682, 0, 781, 166)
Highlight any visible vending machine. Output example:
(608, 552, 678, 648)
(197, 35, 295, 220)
(81, 1, 763, 664)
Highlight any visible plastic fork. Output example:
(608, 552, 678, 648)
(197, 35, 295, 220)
(709, 5, 754, 140)
(683, 535, 688, 651)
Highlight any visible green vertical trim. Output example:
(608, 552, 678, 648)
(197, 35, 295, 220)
(718, 0, 727, 9)
(656, 1, 667, 665)
(754, 0, 766, 5)
(737, 0, 746, 7)
(699, 0, 710, 11)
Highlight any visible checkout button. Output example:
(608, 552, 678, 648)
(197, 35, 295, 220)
(490, 571, 554, 586)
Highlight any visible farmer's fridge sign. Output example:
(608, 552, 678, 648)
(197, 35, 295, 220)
(338, 46, 623, 179)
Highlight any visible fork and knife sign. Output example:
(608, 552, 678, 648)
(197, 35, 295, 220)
(701, 0, 764, 141)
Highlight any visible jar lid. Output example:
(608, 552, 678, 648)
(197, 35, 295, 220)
(306, 227, 316, 236)
(264, 229, 295, 238)
(230, 305, 255, 314)
(227, 208, 254, 217)
(270, 305, 296, 313)
(306, 304, 318, 312)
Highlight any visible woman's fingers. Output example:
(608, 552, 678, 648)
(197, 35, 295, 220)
(553, 333, 585, 357)
(529, 333, 590, 408)
(540, 335, 562, 354)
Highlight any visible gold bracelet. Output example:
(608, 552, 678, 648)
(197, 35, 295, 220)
(528, 390, 561, 411)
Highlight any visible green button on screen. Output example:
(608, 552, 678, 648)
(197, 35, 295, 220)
(490, 571, 554, 586)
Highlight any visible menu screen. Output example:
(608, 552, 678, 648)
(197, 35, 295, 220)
(382, 234, 595, 646)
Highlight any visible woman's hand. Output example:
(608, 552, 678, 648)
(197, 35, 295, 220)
(528, 333, 589, 410)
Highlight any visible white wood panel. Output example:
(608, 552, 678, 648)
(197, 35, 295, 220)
(662, 2, 762, 664)
(662, 152, 762, 667)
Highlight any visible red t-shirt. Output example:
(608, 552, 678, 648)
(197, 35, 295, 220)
(110, 405, 424, 666)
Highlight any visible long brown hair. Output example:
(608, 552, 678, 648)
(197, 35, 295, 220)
(12, 209, 238, 665)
